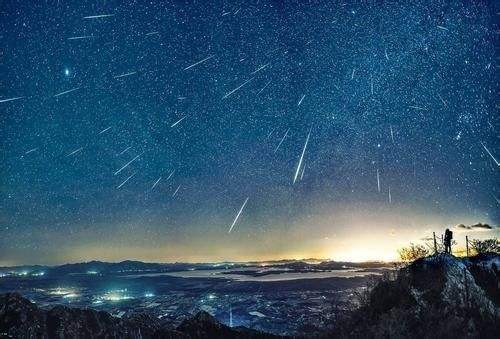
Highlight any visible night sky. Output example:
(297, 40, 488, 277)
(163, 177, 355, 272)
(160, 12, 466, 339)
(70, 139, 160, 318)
(1, 1, 498, 266)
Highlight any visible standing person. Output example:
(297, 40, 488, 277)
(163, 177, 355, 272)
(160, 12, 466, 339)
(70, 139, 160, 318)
(444, 228, 453, 254)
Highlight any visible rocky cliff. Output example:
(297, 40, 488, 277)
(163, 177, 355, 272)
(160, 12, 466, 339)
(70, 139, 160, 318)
(333, 253, 499, 338)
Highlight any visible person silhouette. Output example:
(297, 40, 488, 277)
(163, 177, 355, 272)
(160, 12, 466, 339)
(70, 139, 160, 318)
(444, 228, 453, 254)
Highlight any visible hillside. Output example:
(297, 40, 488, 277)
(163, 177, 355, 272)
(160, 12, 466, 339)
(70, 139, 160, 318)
(0, 293, 282, 339)
(332, 253, 499, 338)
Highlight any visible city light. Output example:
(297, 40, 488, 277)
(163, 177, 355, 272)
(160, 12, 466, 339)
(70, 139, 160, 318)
(47, 287, 79, 299)
(94, 289, 133, 303)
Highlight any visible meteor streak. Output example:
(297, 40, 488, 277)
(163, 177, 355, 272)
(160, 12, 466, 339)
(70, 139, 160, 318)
(257, 80, 272, 95)
(83, 14, 114, 19)
(293, 128, 311, 184)
(250, 62, 270, 75)
(67, 147, 83, 157)
(228, 197, 249, 233)
(298, 94, 306, 106)
(118, 146, 132, 155)
(54, 87, 80, 97)
(117, 172, 136, 189)
(480, 142, 499, 166)
(222, 77, 254, 99)
(0, 96, 23, 103)
(184, 55, 214, 70)
(172, 185, 181, 197)
(98, 126, 112, 134)
(166, 170, 175, 180)
(67, 36, 94, 40)
(114, 152, 144, 175)
(274, 128, 290, 153)
(171, 116, 187, 127)
(151, 177, 162, 190)
(25, 148, 39, 154)
(377, 169, 381, 192)
(113, 71, 137, 79)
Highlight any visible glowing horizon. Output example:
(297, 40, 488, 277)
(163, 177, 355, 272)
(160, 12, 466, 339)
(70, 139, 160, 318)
(1, 1, 498, 268)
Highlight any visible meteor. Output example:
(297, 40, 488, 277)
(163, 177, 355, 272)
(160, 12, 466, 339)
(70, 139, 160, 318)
(377, 169, 380, 192)
(298, 94, 306, 106)
(172, 185, 181, 197)
(250, 62, 270, 75)
(171, 116, 187, 128)
(228, 197, 249, 233)
(25, 147, 39, 154)
(293, 128, 311, 184)
(114, 152, 144, 175)
(118, 146, 132, 155)
(166, 170, 175, 180)
(67, 36, 94, 40)
(54, 87, 80, 97)
(113, 71, 137, 79)
(117, 172, 136, 189)
(67, 147, 83, 157)
(151, 177, 162, 191)
(222, 77, 254, 99)
(98, 126, 112, 134)
(274, 128, 290, 153)
(83, 14, 114, 19)
(0, 96, 23, 103)
(257, 80, 272, 95)
(480, 142, 499, 166)
(184, 55, 214, 70)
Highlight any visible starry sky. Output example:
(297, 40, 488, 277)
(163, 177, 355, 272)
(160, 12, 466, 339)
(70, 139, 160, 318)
(1, 1, 498, 266)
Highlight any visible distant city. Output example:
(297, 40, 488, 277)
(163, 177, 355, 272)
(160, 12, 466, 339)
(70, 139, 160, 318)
(0, 259, 392, 335)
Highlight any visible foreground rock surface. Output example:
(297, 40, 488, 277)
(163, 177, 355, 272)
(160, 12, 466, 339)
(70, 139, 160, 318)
(331, 253, 499, 338)
(0, 293, 282, 338)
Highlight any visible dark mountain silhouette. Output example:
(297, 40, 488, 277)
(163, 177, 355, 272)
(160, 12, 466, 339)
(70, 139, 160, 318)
(1, 259, 392, 277)
(330, 253, 499, 338)
(0, 293, 283, 338)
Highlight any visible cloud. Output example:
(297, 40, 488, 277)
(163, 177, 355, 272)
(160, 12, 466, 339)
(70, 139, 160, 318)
(454, 223, 495, 232)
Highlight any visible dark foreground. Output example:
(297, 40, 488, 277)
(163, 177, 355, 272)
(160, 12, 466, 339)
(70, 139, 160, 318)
(333, 253, 499, 338)
(0, 260, 385, 335)
(0, 292, 281, 338)
(1, 253, 498, 338)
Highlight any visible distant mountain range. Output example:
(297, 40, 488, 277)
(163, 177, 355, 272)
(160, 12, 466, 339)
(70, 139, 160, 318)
(0, 259, 393, 277)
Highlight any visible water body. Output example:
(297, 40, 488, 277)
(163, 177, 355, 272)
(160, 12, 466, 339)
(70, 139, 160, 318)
(125, 267, 378, 282)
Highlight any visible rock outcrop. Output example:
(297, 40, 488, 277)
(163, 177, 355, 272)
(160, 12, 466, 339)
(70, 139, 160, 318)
(333, 253, 499, 338)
